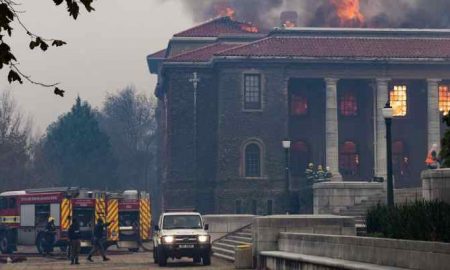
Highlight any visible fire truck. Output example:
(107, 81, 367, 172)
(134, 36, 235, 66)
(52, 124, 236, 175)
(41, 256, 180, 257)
(0, 187, 118, 254)
(111, 190, 151, 252)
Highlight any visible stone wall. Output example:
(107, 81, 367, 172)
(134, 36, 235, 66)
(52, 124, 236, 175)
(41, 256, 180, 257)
(272, 233, 450, 270)
(394, 187, 423, 204)
(422, 168, 450, 203)
(253, 215, 355, 256)
(313, 181, 385, 214)
(203, 214, 256, 242)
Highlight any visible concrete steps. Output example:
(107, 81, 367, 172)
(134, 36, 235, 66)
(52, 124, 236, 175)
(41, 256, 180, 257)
(212, 225, 253, 262)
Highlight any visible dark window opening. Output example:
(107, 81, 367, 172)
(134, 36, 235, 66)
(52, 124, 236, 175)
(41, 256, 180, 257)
(244, 74, 262, 110)
(267, 200, 273, 215)
(291, 141, 310, 176)
(235, 200, 242, 214)
(35, 204, 50, 227)
(339, 141, 359, 176)
(245, 143, 261, 177)
(393, 140, 409, 187)
(290, 94, 308, 115)
(340, 91, 358, 116)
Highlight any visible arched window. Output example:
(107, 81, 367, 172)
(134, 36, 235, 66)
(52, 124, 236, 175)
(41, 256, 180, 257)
(291, 141, 310, 175)
(340, 91, 358, 116)
(290, 94, 308, 115)
(245, 143, 261, 177)
(339, 141, 359, 176)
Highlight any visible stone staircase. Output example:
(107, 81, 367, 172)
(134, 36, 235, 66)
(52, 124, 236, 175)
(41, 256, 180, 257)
(212, 225, 253, 262)
(338, 193, 386, 235)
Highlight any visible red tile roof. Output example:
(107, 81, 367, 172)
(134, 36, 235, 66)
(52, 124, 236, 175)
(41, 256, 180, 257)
(174, 17, 259, 37)
(166, 43, 245, 63)
(148, 49, 166, 58)
(216, 37, 450, 59)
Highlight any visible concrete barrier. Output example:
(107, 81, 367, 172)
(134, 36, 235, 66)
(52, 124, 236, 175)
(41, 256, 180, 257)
(422, 169, 450, 203)
(274, 233, 450, 270)
(203, 214, 256, 241)
(313, 181, 385, 215)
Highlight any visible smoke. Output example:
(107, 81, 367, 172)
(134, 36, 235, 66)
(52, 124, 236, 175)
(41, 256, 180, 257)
(171, 0, 450, 29)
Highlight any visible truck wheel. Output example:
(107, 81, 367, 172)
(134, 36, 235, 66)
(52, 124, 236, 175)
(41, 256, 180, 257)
(157, 246, 167, 267)
(0, 234, 11, 254)
(202, 253, 211, 266)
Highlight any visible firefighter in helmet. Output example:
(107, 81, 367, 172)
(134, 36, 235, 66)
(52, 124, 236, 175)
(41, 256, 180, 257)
(305, 163, 315, 184)
(43, 216, 56, 254)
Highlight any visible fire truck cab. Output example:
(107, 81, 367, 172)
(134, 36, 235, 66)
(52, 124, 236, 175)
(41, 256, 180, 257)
(114, 190, 151, 252)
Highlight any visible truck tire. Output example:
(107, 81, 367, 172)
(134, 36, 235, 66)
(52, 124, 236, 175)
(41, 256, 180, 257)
(202, 253, 211, 266)
(157, 246, 167, 267)
(0, 234, 12, 254)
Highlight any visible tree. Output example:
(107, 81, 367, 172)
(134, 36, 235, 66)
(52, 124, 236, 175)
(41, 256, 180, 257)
(0, 90, 32, 191)
(43, 96, 116, 189)
(100, 86, 157, 191)
(0, 0, 95, 96)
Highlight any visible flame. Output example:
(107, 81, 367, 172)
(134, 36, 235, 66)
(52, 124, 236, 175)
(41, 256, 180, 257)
(241, 24, 259, 33)
(214, 2, 236, 19)
(331, 0, 364, 27)
(283, 20, 296, 28)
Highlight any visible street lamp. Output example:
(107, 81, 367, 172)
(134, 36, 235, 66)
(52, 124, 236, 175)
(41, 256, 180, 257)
(282, 139, 291, 213)
(382, 102, 394, 207)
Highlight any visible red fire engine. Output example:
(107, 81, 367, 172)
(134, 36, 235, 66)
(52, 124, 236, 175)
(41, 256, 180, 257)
(0, 187, 115, 254)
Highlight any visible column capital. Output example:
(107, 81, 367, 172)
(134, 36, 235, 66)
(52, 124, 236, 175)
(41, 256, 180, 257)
(376, 78, 391, 85)
(324, 78, 339, 86)
(427, 78, 441, 84)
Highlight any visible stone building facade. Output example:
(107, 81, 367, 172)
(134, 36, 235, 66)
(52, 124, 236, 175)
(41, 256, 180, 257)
(147, 17, 450, 215)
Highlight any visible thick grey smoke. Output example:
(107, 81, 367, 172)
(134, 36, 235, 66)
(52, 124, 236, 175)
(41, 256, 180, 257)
(174, 0, 450, 29)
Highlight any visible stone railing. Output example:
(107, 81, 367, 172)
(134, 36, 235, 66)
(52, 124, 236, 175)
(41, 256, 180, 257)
(394, 187, 423, 204)
(202, 214, 256, 242)
(260, 232, 450, 270)
(421, 168, 450, 203)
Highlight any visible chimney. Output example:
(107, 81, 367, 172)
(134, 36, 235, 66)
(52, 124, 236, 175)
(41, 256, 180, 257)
(280, 11, 298, 28)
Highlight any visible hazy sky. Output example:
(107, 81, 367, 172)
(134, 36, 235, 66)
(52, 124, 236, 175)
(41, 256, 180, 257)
(0, 0, 193, 133)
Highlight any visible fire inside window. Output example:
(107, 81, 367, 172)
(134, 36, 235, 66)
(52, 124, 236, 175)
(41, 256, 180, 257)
(291, 94, 308, 115)
(244, 74, 262, 110)
(340, 91, 358, 116)
(439, 85, 450, 116)
(390, 85, 407, 117)
(339, 141, 359, 176)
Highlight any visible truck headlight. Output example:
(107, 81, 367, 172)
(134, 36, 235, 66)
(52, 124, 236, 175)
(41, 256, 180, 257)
(198, 235, 209, 243)
(163, 236, 174, 244)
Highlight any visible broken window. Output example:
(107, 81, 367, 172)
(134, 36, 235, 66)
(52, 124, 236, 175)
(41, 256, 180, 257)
(339, 141, 359, 176)
(243, 74, 262, 110)
(439, 85, 450, 116)
(245, 143, 261, 177)
(390, 85, 407, 117)
(340, 91, 358, 116)
(290, 94, 308, 115)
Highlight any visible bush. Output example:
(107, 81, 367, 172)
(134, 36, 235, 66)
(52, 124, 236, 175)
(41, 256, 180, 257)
(366, 200, 450, 242)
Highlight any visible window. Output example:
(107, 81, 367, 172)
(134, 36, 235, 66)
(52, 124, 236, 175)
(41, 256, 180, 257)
(340, 91, 358, 116)
(35, 204, 50, 227)
(439, 85, 450, 116)
(339, 141, 359, 176)
(244, 74, 262, 110)
(291, 141, 310, 175)
(245, 143, 261, 177)
(390, 85, 407, 117)
(393, 140, 409, 187)
(290, 94, 308, 115)
(235, 200, 242, 214)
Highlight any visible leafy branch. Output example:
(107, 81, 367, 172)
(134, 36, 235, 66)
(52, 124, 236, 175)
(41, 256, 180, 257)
(0, 0, 95, 96)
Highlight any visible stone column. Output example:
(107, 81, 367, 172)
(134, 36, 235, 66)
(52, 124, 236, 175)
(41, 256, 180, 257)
(427, 79, 441, 151)
(375, 78, 389, 180)
(325, 78, 342, 181)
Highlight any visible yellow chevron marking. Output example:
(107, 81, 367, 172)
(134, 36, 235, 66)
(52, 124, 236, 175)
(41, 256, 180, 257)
(106, 199, 119, 241)
(139, 199, 151, 240)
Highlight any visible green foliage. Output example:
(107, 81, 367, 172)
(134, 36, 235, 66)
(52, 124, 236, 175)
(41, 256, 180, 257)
(43, 97, 117, 189)
(440, 114, 450, 167)
(366, 200, 450, 242)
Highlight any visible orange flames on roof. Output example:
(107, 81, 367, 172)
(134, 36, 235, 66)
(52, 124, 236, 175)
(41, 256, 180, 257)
(214, 2, 236, 20)
(331, 0, 364, 27)
(283, 21, 296, 28)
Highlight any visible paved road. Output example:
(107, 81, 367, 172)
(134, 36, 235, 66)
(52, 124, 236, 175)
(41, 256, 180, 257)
(0, 250, 234, 270)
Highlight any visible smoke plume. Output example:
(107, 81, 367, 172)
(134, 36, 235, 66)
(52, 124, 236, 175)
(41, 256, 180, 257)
(172, 0, 450, 29)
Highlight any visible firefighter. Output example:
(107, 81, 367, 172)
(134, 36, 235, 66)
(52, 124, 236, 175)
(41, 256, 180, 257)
(425, 143, 440, 169)
(316, 165, 326, 182)
(68, 218, 81, 265)
(44, 217, 56, 255)
(305, 163, 315, 184)
(87, 218, 110, 262)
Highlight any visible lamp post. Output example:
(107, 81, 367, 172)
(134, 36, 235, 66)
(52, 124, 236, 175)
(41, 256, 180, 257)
(282, 139, 291, 213)
(382, 103, 394, 207)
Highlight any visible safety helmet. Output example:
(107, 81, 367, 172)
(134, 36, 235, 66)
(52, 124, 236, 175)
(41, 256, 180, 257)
(48, 217, 55, 222)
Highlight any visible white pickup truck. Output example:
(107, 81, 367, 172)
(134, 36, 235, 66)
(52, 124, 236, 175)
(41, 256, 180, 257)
(153, 211, 211, 267)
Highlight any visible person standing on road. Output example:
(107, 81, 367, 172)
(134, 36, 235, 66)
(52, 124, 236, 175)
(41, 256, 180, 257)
(87, 218, 110, 262)
(68, 218, 81, 265)
(44, 217, 56, 255)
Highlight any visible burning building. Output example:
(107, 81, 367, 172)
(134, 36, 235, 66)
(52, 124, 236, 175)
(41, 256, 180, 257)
(147, 16, 450, 214)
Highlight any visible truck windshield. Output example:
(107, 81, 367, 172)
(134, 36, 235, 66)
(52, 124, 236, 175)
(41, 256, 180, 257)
(163, 215, 202, 230)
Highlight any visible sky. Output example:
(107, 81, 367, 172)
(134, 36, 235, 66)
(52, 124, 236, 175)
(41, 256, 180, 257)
(0, 0, 193, 133)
